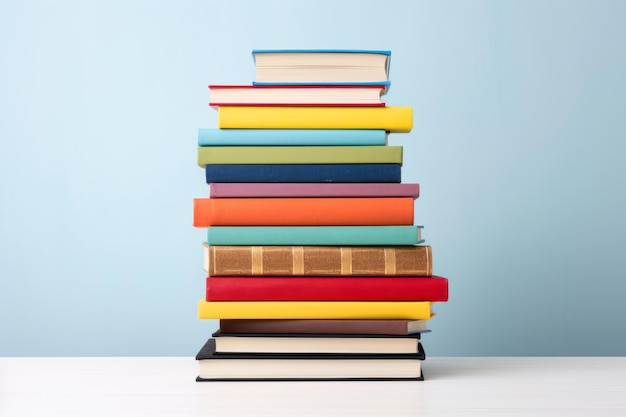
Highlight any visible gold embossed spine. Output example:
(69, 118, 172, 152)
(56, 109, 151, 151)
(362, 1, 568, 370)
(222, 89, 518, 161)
(205, 245, 432, 277)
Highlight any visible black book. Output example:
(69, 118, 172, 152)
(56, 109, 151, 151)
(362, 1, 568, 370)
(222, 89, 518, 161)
(196, 338, 426, 381)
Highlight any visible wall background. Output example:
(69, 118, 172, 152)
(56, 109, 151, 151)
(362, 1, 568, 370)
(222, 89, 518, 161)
(1, 0, 625, 356)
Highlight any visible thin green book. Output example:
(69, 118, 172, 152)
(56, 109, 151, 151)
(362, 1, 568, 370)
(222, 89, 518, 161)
(197, 146, 402, 167)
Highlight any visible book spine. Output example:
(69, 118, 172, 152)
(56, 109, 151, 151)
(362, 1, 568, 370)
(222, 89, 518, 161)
(204, 164, 402, 183)
(198, 300, 432, 320)
(218, 319, 418, 335)
(211, 102, 386, 108)
(193, 198, 414, 227)
(197, 146, 402, 166)
(204, 245, 432, 276)
(206, 226, 424, 246)
(198, 129, 388, 146)
(252, 80, 392, 89)
(208, 183, 419, 198)
(206, 276, 448, 301)
(217, 106, 413, 133)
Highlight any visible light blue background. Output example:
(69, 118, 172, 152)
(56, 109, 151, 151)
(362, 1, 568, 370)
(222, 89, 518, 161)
(1, 0, 625, 357)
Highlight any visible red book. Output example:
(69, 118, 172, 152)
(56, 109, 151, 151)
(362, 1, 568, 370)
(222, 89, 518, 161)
(193, 197, 414, 227)
(208, 84, 386, 107)
(205, 276, 449, 302)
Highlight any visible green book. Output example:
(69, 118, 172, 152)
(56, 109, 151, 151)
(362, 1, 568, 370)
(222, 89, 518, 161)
(206, 226, 424, 246)
(197, 146, 402, 167)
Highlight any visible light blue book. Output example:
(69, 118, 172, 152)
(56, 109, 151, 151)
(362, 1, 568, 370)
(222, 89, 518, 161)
(197, 129, 387, 146)
(251, 49, 392, 92)
(206, 226, 424, 246)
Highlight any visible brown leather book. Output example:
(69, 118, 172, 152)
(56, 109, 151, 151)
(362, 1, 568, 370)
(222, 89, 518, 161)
(203, 244, 432, 276)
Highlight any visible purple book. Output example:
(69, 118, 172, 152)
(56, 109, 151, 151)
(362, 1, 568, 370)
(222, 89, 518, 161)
(208, 183, 419, 198)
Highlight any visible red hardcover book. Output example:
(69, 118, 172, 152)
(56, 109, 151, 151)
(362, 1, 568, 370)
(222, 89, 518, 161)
(192, 197, 414, 227)
(208, 84, 386, 107)
(205, 276, 448, 302)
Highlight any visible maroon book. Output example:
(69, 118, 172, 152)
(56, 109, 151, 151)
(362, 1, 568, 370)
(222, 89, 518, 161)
(208, 84, 386, 107)
(218, 319, 430, 335)
(208, 182, 419, 198)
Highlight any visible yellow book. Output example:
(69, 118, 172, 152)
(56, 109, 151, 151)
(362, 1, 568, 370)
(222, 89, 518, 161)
(217, 106, 413, 133)
(198, 300, 433, 320)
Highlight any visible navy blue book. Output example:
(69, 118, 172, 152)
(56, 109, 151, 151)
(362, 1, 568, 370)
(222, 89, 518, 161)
(204, 164, 401, 183)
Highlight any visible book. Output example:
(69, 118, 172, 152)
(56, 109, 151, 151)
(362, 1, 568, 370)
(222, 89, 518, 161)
(252, 49, 391, 87)
(193, 197, 414, 227)
(206, 226, 424, 246)
(211, 331, 423, 354)
(207, 183, 419, 198)
(196, 339, 425, 381)
(198, 129, 388, 146)
(205, 163, 401, 183)
(217, 106, 412, 132)
(203, 244, 432, 276)
(197, 145, 403, 167)
(208, 84, 386, 107)
(219, 319, 430, 335)
(205, 276, 448, 301)
(198, 299, 433, 320)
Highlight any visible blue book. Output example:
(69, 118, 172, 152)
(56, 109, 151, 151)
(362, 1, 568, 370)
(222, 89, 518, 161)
(204, 164, 401, 183)
(206, 226, 424, 246)
(252, 49, 392, 92)
(198, 129, 387, 146)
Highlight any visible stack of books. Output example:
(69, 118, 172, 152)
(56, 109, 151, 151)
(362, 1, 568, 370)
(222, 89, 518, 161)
(192, 49, 449, 381)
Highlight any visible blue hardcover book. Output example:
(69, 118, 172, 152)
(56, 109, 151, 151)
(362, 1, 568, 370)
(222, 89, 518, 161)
(206, 226, 424, 246)
(252, 80, 392, 91)
(252, 49, 392, 59)
(198, 129, 387, 146)
(252, 49, 392, 92)
(204, 164, 401, 183)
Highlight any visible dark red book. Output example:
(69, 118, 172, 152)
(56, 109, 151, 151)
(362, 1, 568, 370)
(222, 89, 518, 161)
(205, 276, 448, 302)
(208, 84, 386, 107)
(218, 319, 430, 335)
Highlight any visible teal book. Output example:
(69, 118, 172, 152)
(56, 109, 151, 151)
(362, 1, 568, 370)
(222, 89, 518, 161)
(206, 225, 424, 246)
(198, 129, 387, 146)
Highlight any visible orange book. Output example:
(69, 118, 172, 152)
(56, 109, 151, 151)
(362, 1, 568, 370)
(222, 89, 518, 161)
(193, 197, 414, 227)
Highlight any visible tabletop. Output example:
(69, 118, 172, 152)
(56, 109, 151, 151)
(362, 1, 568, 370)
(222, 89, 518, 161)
(1, 356, 625, 416)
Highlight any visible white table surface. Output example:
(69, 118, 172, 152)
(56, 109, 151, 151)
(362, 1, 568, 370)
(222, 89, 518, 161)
(1, 356, 625, 416)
